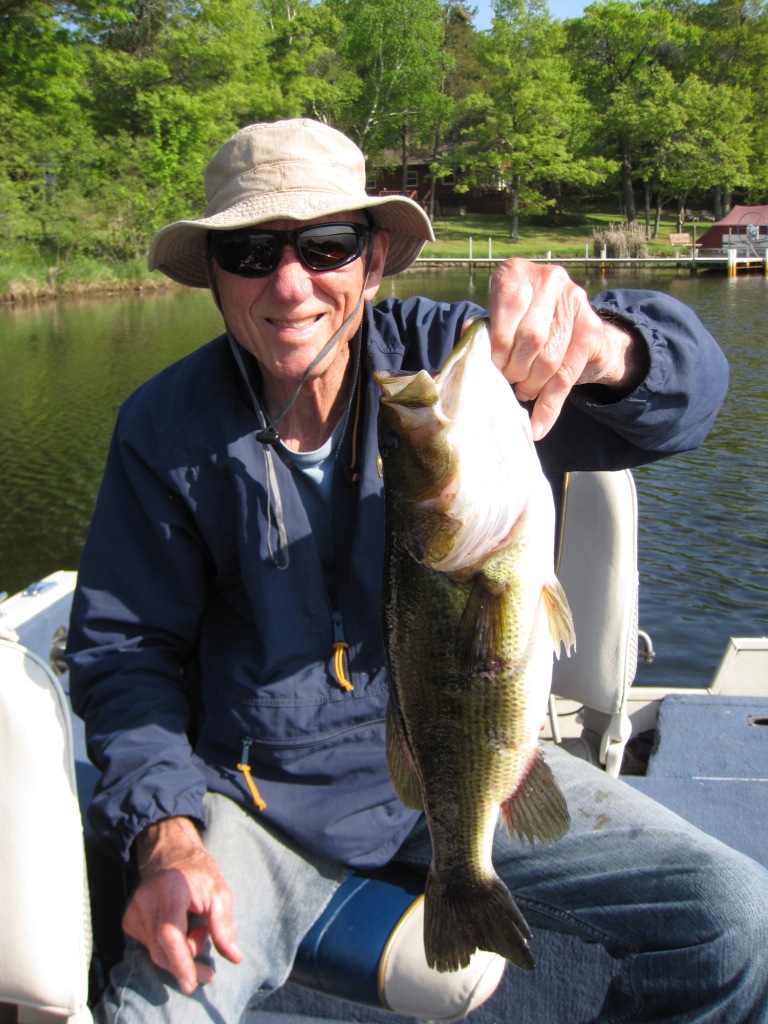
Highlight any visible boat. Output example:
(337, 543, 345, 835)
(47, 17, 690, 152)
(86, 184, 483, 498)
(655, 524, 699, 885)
(1, 469, 766, 1024)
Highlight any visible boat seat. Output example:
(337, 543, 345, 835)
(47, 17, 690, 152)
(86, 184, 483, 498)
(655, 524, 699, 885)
(0, 638, 92, 1024)
(549, 469, 641, 776)
(290, 866, 505, 1020)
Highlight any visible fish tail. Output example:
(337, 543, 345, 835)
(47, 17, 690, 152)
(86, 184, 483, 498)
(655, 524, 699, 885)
(424, 868, 534, 974)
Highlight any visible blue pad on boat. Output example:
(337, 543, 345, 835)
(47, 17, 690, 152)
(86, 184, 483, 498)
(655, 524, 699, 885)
(627, 695, 768, 868)
(291, 866, 505, 1020)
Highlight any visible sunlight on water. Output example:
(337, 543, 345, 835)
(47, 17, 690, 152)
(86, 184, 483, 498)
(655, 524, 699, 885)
(0, 268, 764, 688)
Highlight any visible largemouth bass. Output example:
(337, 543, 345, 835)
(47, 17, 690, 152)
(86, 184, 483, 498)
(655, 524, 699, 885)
(375, 318, 575, 973)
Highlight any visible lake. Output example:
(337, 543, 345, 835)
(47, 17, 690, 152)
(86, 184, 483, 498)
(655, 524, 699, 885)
(0, 265, 765, 688)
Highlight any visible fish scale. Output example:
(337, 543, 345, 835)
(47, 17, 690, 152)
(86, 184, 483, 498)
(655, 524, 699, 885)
(376, 318, 575, 973)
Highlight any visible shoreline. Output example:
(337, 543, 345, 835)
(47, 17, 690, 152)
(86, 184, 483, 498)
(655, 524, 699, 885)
(0, 274, 183, 306)
(1, 257, 716, 307)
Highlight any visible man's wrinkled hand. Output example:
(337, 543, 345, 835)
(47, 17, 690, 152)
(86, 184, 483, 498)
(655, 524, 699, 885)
(123, 816, 243, 995)
(487, 258, 649, 439)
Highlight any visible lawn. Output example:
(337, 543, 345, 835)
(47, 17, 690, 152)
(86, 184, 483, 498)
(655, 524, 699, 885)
(420, 208, 694, 260)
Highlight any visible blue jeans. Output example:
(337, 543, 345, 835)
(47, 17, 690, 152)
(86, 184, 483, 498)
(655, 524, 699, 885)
(96, 745, 768, 1023)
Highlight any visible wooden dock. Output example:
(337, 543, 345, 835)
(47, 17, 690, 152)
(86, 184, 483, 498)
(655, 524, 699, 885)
(414, 251, 768, 277)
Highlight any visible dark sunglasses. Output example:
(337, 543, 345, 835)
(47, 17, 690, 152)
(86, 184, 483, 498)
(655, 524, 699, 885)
(208, 222, 370, 278)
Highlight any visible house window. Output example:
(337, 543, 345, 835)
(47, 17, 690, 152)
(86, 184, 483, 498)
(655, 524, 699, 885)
(441, 173, 455, 186)
(406, 170, 419, 189)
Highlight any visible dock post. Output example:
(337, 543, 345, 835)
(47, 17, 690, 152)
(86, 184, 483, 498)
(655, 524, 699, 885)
(727, 248, 737, 278)
(488, 237, 492, 260)
(469, 236, 472, 261)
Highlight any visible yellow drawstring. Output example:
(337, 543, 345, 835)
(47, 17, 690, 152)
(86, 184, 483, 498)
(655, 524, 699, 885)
(237, 762, 267, 810)
(333, 642, 354, 691)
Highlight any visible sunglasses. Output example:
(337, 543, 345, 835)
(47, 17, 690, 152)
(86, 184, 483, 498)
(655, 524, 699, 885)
(208, 222, 370, 278)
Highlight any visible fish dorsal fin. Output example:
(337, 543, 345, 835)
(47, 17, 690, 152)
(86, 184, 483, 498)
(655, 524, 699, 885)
(501, 746, 570, 846)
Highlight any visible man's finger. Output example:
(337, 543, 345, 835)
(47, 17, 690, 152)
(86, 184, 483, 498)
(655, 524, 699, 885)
(207, 892, 244, 965)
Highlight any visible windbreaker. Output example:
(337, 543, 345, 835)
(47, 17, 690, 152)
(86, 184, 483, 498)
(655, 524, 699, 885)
(66, 292, 728, 868)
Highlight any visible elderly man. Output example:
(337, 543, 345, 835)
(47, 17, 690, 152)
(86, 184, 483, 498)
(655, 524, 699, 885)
(67, 119, 768, 1024)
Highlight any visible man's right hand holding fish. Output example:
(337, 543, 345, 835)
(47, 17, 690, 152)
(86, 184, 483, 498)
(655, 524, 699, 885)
(487, 257, 651, 439)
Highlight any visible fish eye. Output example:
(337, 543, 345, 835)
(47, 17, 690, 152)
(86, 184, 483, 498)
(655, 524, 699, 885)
(379, 433, 400, 458)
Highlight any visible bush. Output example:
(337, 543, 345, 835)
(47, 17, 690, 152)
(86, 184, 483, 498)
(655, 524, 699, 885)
(592, 223, 648, 259)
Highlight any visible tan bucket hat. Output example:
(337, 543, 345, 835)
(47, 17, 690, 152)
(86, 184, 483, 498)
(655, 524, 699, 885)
(148, 119, 435, 287)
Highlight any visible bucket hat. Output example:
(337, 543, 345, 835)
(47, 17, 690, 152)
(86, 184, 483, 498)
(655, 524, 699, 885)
(148, 119, 435, 287)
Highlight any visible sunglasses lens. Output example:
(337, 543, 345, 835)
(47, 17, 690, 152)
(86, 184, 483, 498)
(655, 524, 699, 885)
(210, 224, 367, 278)
(297, 225, 363, 270)
(212, 234, 280, 277)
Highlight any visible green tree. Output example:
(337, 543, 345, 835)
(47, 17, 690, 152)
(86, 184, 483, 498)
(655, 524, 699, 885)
(566, 0, 689, 224)
(457, 0, 610, 239)
(0, 2, 96, 266)
(326, 0, 448, 167)
(680, 0, 768, 212)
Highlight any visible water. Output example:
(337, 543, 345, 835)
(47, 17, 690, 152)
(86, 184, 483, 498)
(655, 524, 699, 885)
(0, 268, 765, 688)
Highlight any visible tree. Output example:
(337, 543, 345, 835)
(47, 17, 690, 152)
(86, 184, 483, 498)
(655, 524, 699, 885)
(456, 0, 611, 238)
(566, 0, 689, 224)
(325, 0, 448, 168)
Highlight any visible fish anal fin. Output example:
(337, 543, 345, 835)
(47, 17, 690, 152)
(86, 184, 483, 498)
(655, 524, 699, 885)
(501, 746, 570, 846)
(542, 577, 575, 659)
(424, 869, 534, 974)
(386, 701, 423, 810)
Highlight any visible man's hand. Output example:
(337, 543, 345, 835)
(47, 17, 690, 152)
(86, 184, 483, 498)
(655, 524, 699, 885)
(487, 259, 650, 440)
(123, 816, 243, 995)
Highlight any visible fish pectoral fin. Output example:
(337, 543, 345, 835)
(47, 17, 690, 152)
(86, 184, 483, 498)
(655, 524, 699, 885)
(386, 702, 423, 810)
(542, 577, 576, 658)
(456, 573, 510, 671)
(501, 746, 570, 846)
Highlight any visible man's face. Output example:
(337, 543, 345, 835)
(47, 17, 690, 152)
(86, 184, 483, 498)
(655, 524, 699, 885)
(210, 213, 389, 393)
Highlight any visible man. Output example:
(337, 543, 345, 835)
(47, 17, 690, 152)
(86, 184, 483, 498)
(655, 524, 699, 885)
(67, 119, 768, 1023)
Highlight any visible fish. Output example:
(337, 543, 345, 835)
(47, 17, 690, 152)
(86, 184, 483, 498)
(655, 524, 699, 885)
(374, 317, 575, 974)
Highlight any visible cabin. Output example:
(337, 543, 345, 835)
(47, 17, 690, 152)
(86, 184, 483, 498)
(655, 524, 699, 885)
(367, 161, 510, 216)
(696, 204, 768, 251)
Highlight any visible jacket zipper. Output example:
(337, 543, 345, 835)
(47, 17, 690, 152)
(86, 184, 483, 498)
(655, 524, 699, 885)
(237, 737, 267, 810)
(331, 609, 353, 692)
(327, 335, 364, 694)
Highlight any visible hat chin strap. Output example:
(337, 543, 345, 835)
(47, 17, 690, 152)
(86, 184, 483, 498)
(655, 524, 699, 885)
(209, 234, 376, 446)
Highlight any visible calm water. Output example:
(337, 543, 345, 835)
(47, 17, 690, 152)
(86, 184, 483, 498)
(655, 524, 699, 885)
(0, 267, 765, 687)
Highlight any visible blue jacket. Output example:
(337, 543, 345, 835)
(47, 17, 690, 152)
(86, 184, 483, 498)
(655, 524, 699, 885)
(67, 292, 728, 868)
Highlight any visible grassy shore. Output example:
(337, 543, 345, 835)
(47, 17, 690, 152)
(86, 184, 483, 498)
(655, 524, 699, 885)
(0, 208, 690, 303)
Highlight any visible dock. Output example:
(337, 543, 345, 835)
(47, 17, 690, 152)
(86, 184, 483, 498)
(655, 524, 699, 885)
(414, 250, 768, 277)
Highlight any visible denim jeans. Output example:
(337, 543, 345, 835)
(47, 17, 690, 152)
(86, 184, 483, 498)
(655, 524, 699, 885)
(96, 745, 768, 1024)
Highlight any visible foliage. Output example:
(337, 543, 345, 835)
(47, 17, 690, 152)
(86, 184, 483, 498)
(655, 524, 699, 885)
(1, 0, 767, 283)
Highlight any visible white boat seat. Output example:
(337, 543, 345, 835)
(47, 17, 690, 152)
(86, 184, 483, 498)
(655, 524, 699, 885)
(550, 470, 640, 776)
(0, 639, 92, 1024)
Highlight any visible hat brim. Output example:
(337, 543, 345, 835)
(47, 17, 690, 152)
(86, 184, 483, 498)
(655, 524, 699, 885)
(148, 192, 435, 287)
